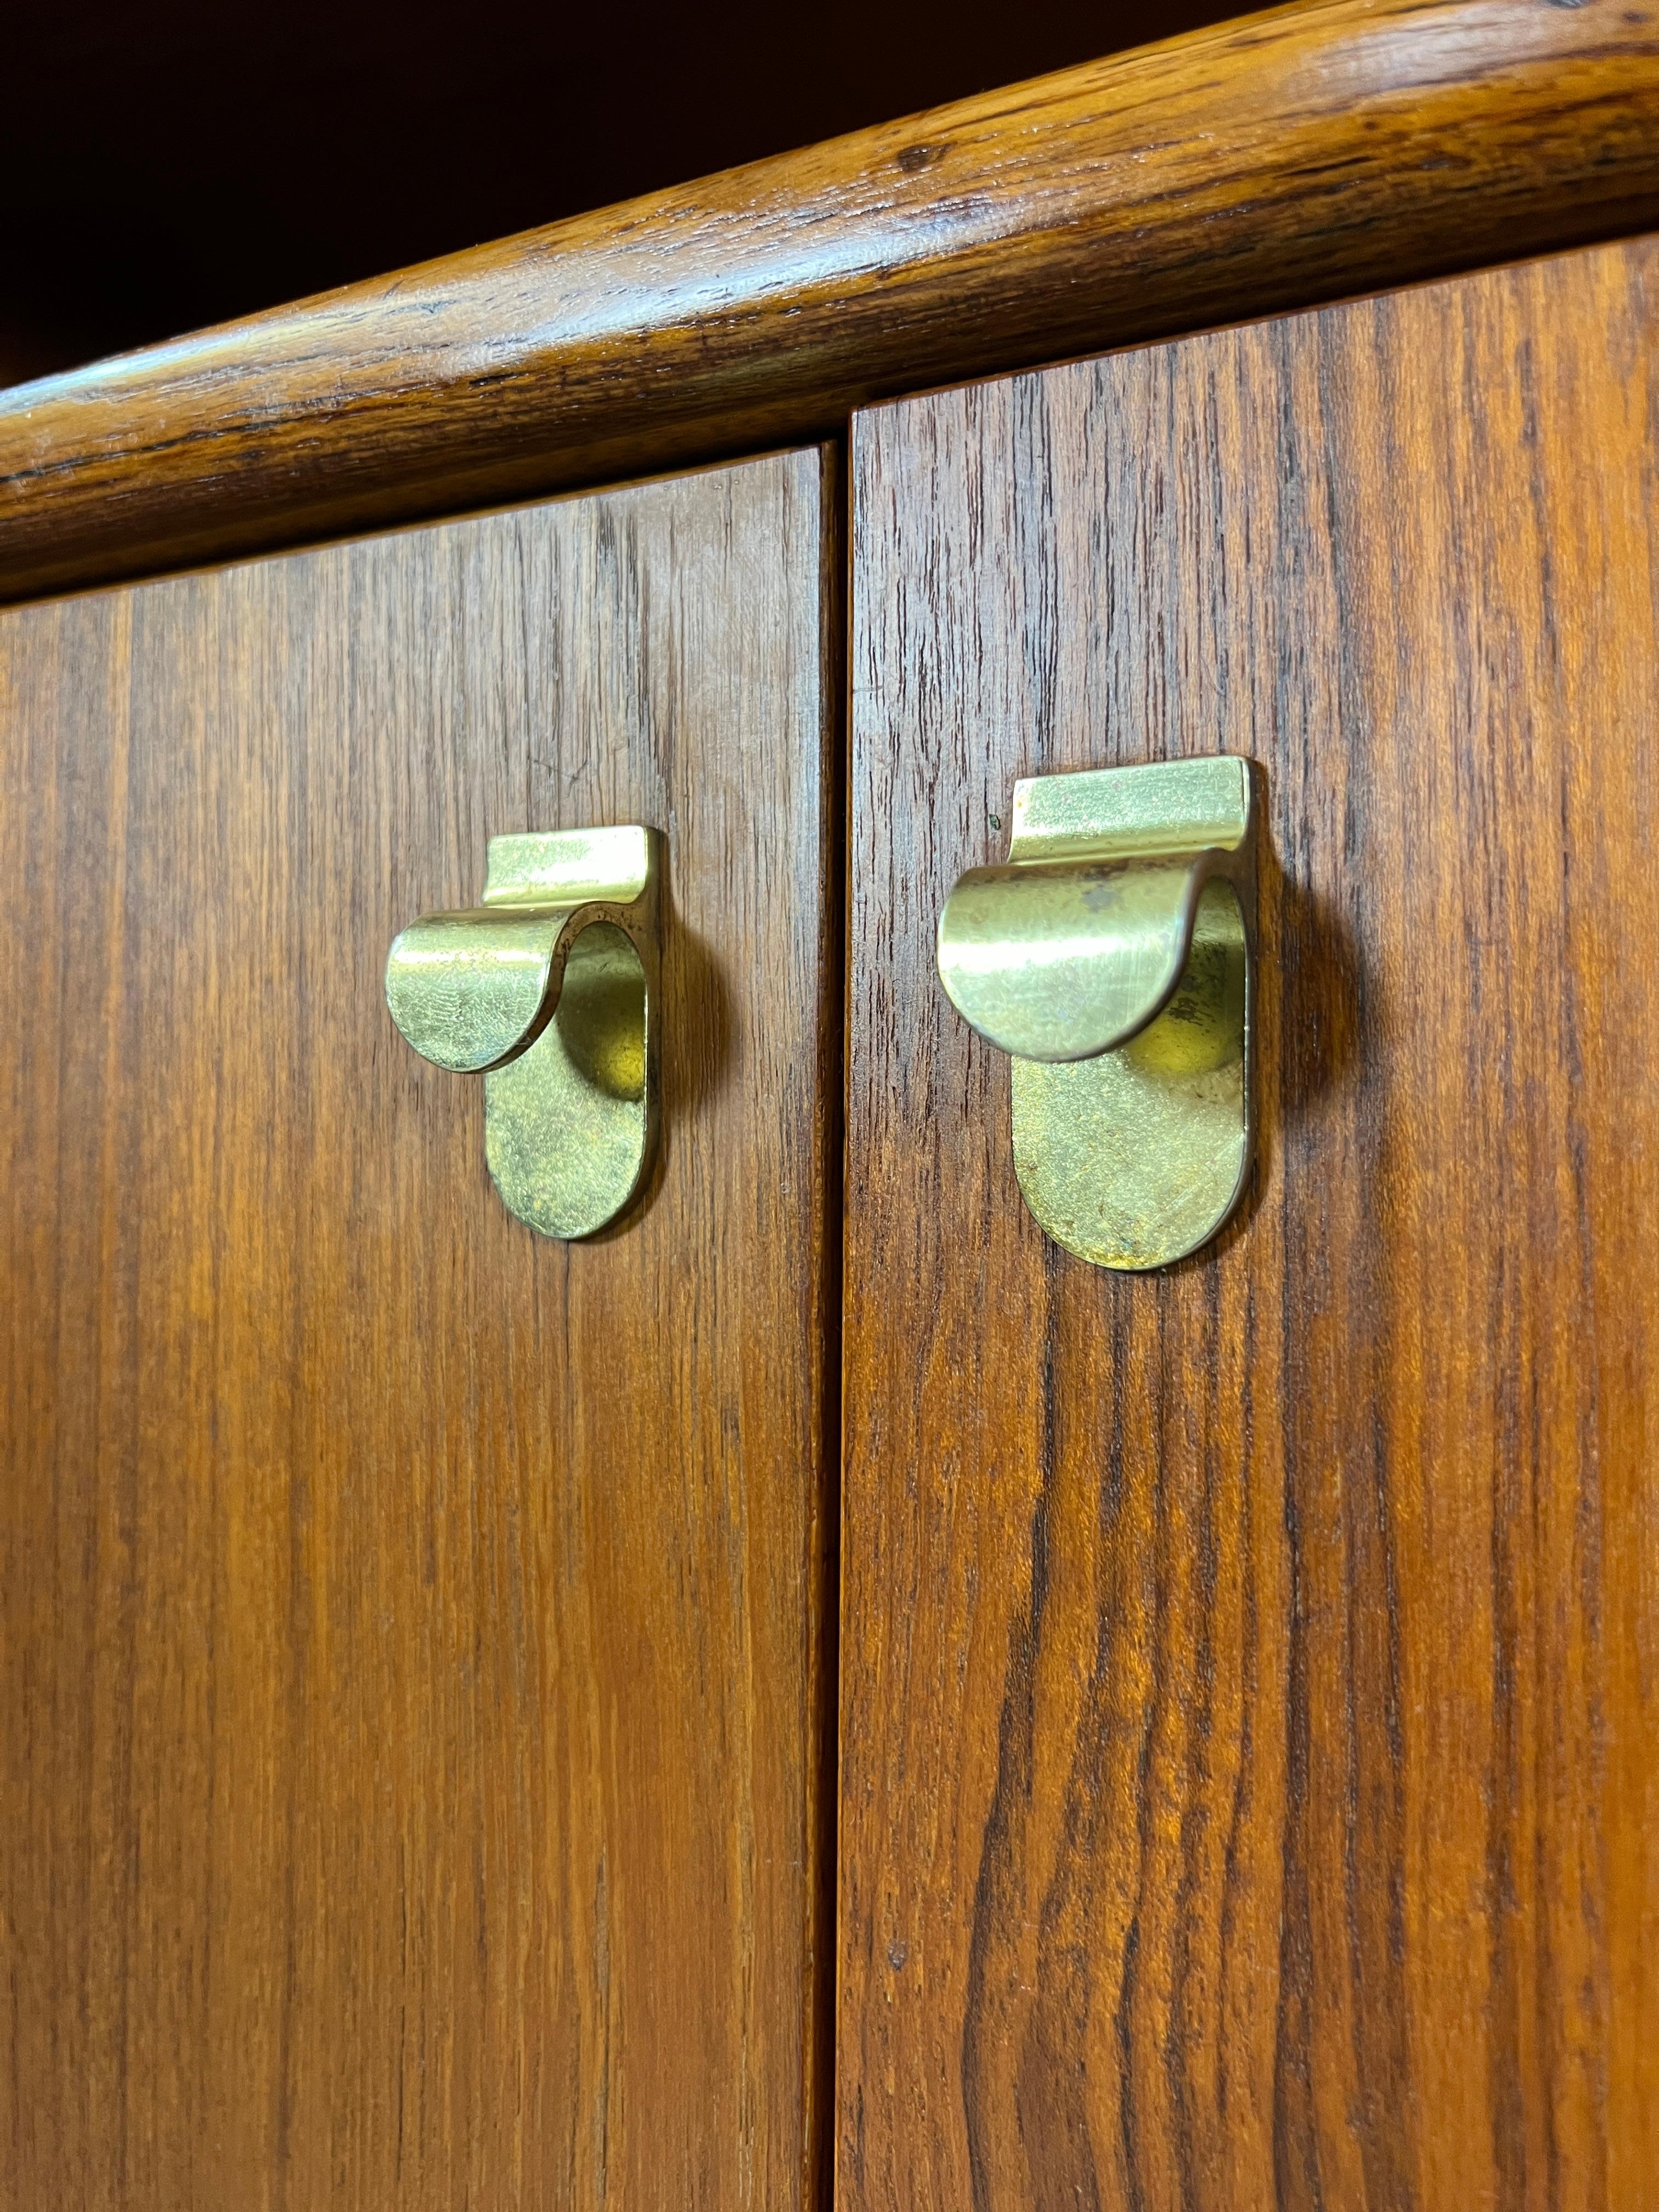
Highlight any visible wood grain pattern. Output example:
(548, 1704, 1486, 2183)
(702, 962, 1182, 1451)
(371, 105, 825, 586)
(0, 446, 840, 2208)
(839, 234, 1659, 2209)
(5, 0, 1659, 603)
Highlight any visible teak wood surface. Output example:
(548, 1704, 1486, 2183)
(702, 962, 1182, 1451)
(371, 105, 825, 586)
(4, 0, 1659, 602)
(0, 448, 841, 2208)
(840, 235, 1658, 2209)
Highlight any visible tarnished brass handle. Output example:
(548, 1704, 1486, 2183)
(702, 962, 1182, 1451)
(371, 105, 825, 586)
(386, 825, 660, 1239)
(937, 757, 1256, 1271)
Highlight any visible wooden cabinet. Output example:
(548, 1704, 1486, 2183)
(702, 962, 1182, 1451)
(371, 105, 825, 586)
(3, 5, 1659, 2207)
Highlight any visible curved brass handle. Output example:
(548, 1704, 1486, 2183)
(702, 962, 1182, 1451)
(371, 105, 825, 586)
(386, 826, 660, 1239)
(937, 758, 1256, 1271)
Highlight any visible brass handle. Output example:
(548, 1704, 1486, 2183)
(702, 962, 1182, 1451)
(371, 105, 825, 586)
(386, 825, 661, 1239)
(937, 757, 1256, 1271)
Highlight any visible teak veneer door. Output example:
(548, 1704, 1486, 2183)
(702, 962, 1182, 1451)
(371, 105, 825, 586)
(840, 236, 1659, 2209)
(0, 448, 840, 2208)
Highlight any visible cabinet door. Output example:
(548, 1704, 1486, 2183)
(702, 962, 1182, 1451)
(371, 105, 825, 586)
(840, 236, 1658, 2209)
(0, 450, 839, 2208)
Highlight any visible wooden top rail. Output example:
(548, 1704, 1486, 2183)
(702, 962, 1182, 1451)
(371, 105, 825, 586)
(3, 0, 1658, 600)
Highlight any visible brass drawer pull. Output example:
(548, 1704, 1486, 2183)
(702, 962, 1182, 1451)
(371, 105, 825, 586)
(386, 826, 661, 1238)
(937, 758, 1256, 1271)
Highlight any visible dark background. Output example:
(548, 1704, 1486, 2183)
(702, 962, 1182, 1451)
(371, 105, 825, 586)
(3, 1, 1240, 390)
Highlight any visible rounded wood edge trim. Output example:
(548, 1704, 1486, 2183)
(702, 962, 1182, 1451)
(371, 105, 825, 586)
(4, 0, 1659, 601)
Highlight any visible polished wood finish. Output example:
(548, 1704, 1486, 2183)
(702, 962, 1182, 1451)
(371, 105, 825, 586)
(0, 448, 840, 2207)
(840, 235, 1659, 2209)
(6, 0, 1659, 603)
